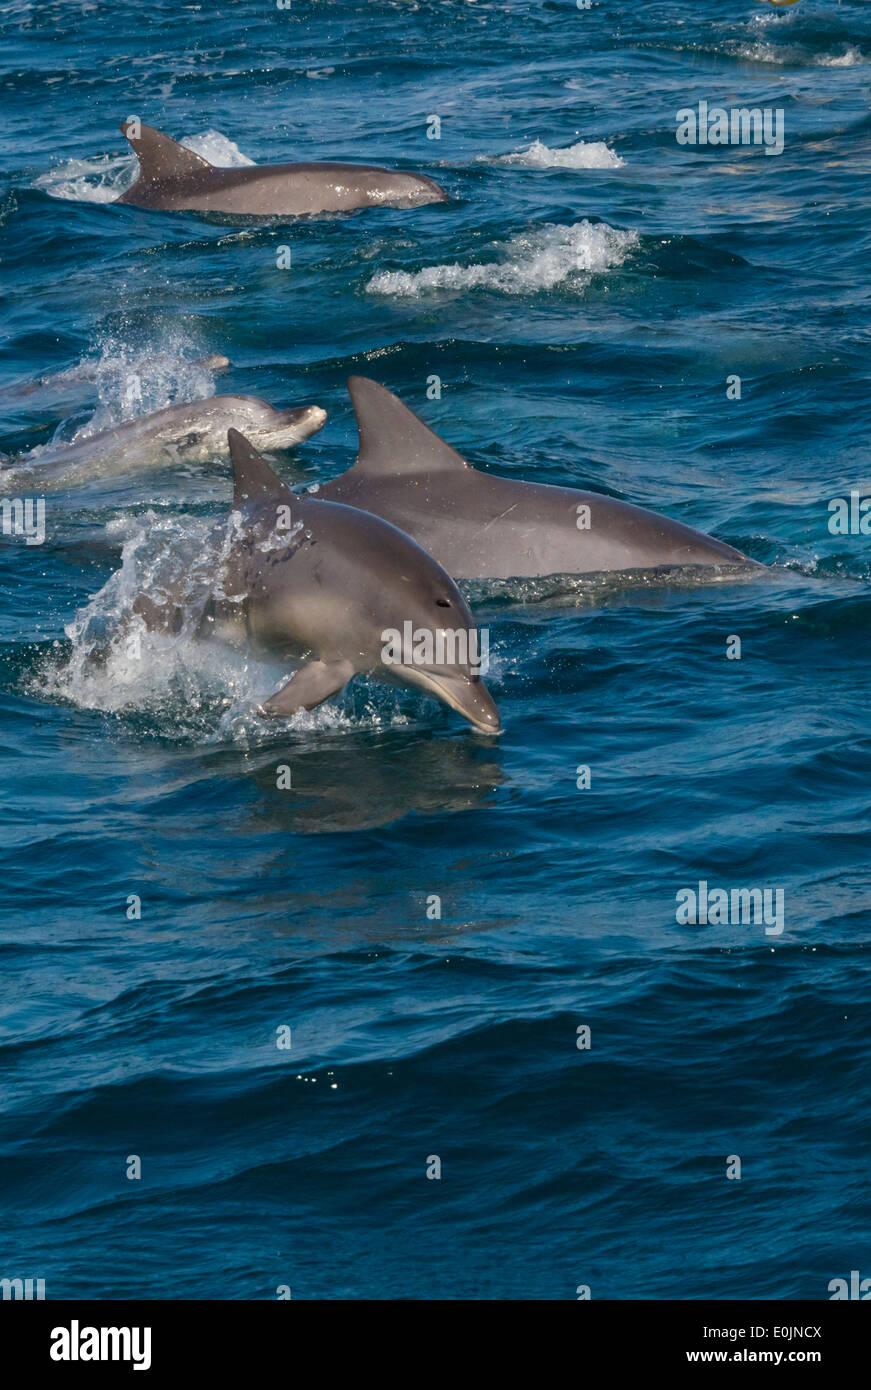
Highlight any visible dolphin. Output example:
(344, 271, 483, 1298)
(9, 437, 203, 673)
(314, 378, 753, 579)
(191, 429, 500, 733)
(1, 395, 326, 492)
(115, 124, 448, 218)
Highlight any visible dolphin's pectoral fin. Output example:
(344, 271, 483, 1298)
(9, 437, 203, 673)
(117, 122, 216, 200)
(347, 376, 471, 477)
(258, 659, 355, 718)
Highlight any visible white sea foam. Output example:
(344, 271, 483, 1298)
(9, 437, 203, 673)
(366, 220, 637, 297)
(817, 48, 864, 68)
(492, 139, 623, 169)
(33, 130, 255, 203)
(731, 40, 865, 67)
(31, 344, 227, 404)
(33, 152, 134, 204)
(177, 131, 255, 168)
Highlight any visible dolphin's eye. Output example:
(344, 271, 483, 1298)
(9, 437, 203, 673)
(185, 432, 204, 447)
(436, 598, 451, 608)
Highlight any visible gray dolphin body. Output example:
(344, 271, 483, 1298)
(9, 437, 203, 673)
(315, 379, 752, 579)
(1, 395, 326, 491)
(193, 429, 499, 733)
(115, 125, 448, 218)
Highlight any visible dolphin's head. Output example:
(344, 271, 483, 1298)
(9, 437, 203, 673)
(397, 172, 450, 206)
(373, 547, 500, 735)
(197, 353, 231, 373)
(364, 170, 449, 208)
(391, 656, 501, 735)
(165, 395, 326, 462)
(228, 396, 328, 453)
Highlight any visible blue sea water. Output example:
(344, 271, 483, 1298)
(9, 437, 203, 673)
(1, 0, 870, 1301)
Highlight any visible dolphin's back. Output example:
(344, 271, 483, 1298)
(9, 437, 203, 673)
(321, 467, 745, 578)
(316, 377, 749, 579)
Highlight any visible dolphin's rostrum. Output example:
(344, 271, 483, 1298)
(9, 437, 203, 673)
(197, 429, 500, 733)
(115, 123, 448, 218)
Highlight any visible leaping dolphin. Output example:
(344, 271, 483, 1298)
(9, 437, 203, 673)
(115, 124, 448, 218)
(1, 395, 326, 492)
(315, 378, 753, 579)
(193, 429, 500, 733)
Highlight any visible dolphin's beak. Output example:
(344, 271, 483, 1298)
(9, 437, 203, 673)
(394, 665, 501, 735)
(200, 353, 231, 372)
(419, 174, 450, 203)
(260, 405, 327, 450)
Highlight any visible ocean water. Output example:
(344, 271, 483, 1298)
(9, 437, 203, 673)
(1, 0, 870, 1301)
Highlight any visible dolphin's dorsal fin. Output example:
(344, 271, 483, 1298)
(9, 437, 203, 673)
(120, 122, 214, 186)
(228, 428, 290, 507)
(348, 376, 470, 477)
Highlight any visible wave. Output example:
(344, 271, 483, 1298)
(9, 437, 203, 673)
(490, 139, 623, 170)
(366, 220, 637, 298)
(32, 130, 255, 204)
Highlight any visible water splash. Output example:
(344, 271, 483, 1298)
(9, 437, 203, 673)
(731, 40, 866, 66)
(71, 329, 229, 437)
(491, 139, 623, 170)
(33, 129, 255, 204)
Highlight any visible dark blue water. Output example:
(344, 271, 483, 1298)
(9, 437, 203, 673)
(2, 0, 870, 1300)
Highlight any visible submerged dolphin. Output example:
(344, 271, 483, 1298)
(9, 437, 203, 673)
(0, 353, 230, 405)
(115, 124, 448, 218)
(315, 378, 752, 578)
(192, 429, 500, 732)
(1, 395, 326, 491)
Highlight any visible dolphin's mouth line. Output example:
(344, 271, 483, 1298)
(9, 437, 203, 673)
(261, 430, 307, 446)
(255, 406, 327, 450)
(392, 664, 501, 734)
